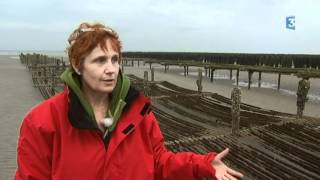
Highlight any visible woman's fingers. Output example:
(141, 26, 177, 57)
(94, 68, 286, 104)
(225, 173, 237, 180)
(213, 148, 244, 179)
(227, 168, 244, 178)
(215, 148, 229, 160)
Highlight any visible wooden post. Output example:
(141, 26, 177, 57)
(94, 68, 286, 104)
(236, 69, 239, 86)
(184, 66, 186, 77)
(43, 67, 47, 84)
(231, 87, 241, 136)
(131, 59, 134, 67)
(258, 71, 262, 88)
(144, 71, 148, 81)
(143, 71, 149, 96)
(210, 69, 215, 82)
(186, 66, 189, 76)
(51, 67, 56, 95)
(277, 72, 281, 90)
(149, 63, 152, 70)
(196, 68, 203, 93)
(62, 61, 66, 70)
(151, 68, 154, 81)
(229, 69, 233, 80)
(248, 71, 253, 89)
(291, 60, 295, 68)
(121, 61, 124, 73)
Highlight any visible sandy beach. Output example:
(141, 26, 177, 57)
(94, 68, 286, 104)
(124, 63, 320, 118)
(0, 55, 43, 179)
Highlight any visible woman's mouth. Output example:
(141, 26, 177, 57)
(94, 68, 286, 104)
(102, 79, 114, 84)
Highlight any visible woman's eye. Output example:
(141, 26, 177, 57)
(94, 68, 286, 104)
(111, 56, 119, 63)
(94, 57, 106, 64)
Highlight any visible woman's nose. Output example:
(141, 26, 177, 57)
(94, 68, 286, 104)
(104, 59, 116, 74)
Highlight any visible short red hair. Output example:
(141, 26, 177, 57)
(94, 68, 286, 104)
(67, 22, 122, 71)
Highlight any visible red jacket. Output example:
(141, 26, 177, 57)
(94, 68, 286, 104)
(15, 87, 216, 180)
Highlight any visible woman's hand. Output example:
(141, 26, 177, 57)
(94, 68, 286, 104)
(211, 148, 243, 180)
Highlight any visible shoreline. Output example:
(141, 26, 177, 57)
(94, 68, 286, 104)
(124, 63, 320, 118)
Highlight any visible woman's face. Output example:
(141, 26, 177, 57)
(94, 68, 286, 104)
(80, 39, 120, 94)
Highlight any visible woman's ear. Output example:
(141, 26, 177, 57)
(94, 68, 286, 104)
(72, 64, 81, 75)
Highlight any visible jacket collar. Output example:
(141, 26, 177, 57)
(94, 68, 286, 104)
(66, 85, 141, 131)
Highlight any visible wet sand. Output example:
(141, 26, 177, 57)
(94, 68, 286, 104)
(0, 55, 43, 179)
(124, 63, 320, 118)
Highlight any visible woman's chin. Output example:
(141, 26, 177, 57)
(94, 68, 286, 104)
(99, 86, 116, 94)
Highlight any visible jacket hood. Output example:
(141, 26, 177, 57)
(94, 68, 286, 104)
(60, 68, 131, 135)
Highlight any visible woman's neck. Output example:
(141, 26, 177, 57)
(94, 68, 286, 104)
(81, 81, 111, 132)
(83, 90, 109, 109)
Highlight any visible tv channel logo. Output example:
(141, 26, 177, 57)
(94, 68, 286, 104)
(286, 16, 295, 30)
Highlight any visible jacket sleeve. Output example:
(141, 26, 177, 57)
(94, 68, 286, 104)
(147, 112, 217, 180)
(15, 115, 53, 180)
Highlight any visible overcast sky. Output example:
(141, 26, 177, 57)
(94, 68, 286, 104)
(0, 0, 319, 54)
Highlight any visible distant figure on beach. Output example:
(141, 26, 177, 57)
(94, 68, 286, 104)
(15, 22, 243, 180)
(296, 77, 310, 119)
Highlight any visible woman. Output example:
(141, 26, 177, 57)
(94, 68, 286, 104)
(15, 22, 243, 180)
